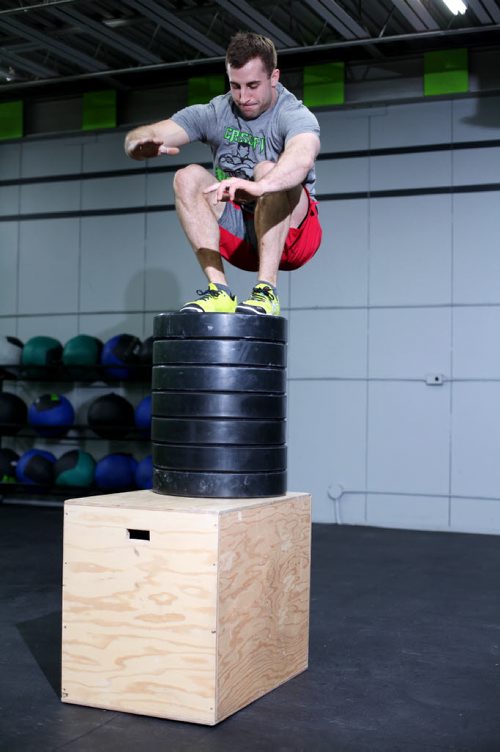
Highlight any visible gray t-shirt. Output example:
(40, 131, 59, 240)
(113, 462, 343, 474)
(171, 82, 319, 200)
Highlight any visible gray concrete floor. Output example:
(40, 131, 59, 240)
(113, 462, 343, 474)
(1, 503, 500, 751)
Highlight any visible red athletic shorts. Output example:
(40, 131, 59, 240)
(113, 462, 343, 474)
(218, 188, 322, 272)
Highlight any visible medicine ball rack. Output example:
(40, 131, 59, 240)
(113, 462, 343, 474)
(0, 364, 152, 504)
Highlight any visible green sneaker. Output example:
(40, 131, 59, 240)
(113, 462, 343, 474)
(180, 283, 237, 313)
(236, 283, 280, 315)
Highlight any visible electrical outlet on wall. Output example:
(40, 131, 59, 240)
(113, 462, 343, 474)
(425, 373, 445, 386)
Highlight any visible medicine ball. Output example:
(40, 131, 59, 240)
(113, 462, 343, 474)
(87, 393, 134, 439)
(22, 336, 63, 376)
(0, 393, 27, 435)
(134, 394, 152, 437)
(63, 335, 103, 379)
(0, 448, 19, 483)
(28, 393, 75, 438)
(16, 449, 56, 486)
(138, 336, 154, 365)
(135, 455, 152, 490)
(94, 453, 137, 492)
(101, 334, 141, 380)
(54, 449, 95, 488)
(0, 336, 23, 377)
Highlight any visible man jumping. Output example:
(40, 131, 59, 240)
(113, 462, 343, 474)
(124, 31, 322, 316)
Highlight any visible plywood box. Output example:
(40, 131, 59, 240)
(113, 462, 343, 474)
(61, 490, 311, 725)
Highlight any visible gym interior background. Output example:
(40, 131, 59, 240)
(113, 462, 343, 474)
(1, 3, 500, 531)
(2, 2, 500, 749)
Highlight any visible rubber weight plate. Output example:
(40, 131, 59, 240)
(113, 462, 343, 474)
(153, 339, 286, 367)
(152, 417, 286, 445)
(152, 365, 285, 393)
(152, 392, 286, 420)
(153, 467, 287, 498)
(153, 443, 286, 472)
(154, 312, 287, 342)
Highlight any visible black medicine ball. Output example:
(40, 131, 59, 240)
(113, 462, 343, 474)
(0, 448, 19, 483)
(87, 393, 134, 438)
(0, 392, 28, 435)
(0, 336, 23, 377)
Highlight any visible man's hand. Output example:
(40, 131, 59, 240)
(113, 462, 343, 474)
(203, 177, 265, 204)
(125, 137, 181, 160)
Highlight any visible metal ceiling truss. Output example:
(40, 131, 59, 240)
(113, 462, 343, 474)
(0, 0, 498, 92)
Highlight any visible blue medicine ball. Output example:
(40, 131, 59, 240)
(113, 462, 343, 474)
(94, 453, 138, 492)
(28, 393, 75, 438)
(135, 455, 152, 490)
(101, 334, 141, 380)
(16, 449, 56, 485)
(134, 395, 152, 437)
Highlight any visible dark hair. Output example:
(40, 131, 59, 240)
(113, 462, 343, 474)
(225, 32, 277, 76)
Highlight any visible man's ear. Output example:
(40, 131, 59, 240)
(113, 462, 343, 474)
(271, 68, 280, 87)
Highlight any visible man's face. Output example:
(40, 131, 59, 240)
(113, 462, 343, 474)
(227, 57, 279, 119)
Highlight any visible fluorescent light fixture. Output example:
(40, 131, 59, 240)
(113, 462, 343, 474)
(441, 0, 467, 14)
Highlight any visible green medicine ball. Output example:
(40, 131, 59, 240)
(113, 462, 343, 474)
(54, 449, 96, 488)
(63, 335, 103, 379)
(22, 336, 63, 376)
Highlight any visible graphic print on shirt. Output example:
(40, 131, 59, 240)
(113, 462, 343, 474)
(215, 125, 266, 182)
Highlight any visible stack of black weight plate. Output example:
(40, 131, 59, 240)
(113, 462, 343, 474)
(152, 312, 287, 498)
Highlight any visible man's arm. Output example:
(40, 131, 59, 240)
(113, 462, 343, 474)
(205, 132, 320, 202)
(124, 118, 190, 160)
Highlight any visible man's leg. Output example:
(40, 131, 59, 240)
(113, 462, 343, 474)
(253, 161, 309, 287)
(173, 163, 228, 286)
(236, 161, 309, 315)
(173, 164, 238, 313)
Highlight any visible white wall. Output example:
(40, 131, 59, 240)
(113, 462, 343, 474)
(1, 93, 500, 532)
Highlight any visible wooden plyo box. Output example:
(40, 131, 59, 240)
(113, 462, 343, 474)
(61, 490, 311, 725)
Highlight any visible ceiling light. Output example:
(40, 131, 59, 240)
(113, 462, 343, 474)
(441, 0, 467, 14)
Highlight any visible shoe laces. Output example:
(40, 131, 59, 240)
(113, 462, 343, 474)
(251, 285, 275, 303)
(196, 287, 222, 300)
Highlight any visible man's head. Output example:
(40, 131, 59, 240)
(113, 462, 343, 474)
(225, 32, 280, 119)
(226, 32, 277, 75)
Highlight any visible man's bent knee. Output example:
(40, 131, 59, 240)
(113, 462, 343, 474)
(173, 163, 212, 196)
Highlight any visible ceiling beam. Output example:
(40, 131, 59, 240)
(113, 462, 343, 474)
(212, 0, 298, 47)
(47, 6, 163, 65)
(315, 0, 370, 38)
(480, 0, 500, 23)
(408, 0, 440, 30)
(0, 49, 58, 78)
(465, 0, 494, 23)
(390, 0, 428, 31)
(0, 16, 109, 71)
(123, 0, 225, 57)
